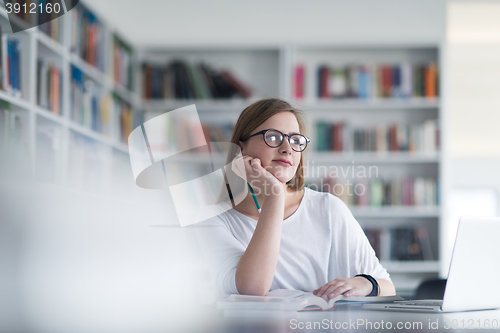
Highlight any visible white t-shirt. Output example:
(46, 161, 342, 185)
(195, 187, 390, 297)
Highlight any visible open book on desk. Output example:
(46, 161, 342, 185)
(217, 289, 404, 311)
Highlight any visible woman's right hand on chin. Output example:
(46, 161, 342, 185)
(232, 155, 284, 197)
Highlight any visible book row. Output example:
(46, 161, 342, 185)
(35, 124, 62, 183)
(0, 102, 26, 149)
(306, 176, 439, 207)
(202, 123, 234, 149)
(113, 37, 133, 90)
(38, 0, 62, 42)
(142, 61, 252, 100)
(114, 95, 143, 145)
(37, 59, 62, 114)
(70, 4, 105, 71)
(315, 120, 439, 153)
(71, 66, 111, 134)
(294, 62, 438, 99)
(0, 28, 22, 97)
(365, 226, 434, 261)
(3, 1, 62, 39)
(66, 132, 108, 191)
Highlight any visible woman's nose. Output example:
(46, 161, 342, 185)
(279, 137, 293, 154)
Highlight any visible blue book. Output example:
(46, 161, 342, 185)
(91, 96, 98, 131)
(8, 40, 17, 92)
(72, 66, 82, 84)
(392, 65, 401, 97)
(358, 67, 369, 100)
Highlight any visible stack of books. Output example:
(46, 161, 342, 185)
(142, 61, 252, 99)
(364, 226, 434, 261)
(306, 176, 439, 207)
(71, 66, 111, 134)
(0, 27, 22, 97)
(201, 122, 234, 149)
(37, 59, 62, 115)
(38, 1, 62, 41)
(315, 120, 439, 153)
(113, 95, 142, 144)
(9, 0, 32, 23)
(113, 37, 133, 90)
(294, 62, 438, 99)
(70, 4, 105, 71)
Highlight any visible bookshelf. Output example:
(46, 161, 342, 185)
(0, 1, 140, 196)
(290, 44, 442, 295)
(0, 1, 444, 296)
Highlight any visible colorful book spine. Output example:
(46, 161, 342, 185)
(113, 96, 142, 144)
(142, 61, 252, 100)
(2, 38, 22, 97)
(70, 5, 105, 71)
(113, 37, 133, 90)
(37, 59, 62, 115)
(313, 62, 439, 100)
(71, 65, 109, 134)
(38, 0, 62, 42)
(294, 64, 304, 99)
(314, 120, 439, 153)
(306, 176, 438, 207)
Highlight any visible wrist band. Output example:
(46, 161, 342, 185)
(355, 274, 379, 296)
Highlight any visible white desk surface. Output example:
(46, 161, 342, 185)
(203, 305, 500, 333)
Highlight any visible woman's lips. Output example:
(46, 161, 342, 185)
(273, 160, 292, 167)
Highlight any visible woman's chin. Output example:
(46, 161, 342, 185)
(271, 173, 293, 184)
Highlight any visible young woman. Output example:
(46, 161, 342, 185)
(196, 98, 396, 300)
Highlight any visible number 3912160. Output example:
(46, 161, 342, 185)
(6, 2, 62, 14)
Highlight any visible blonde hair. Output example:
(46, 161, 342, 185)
(226, 98, 308, 192)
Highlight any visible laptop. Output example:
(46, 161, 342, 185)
(363, 216, 500, 313)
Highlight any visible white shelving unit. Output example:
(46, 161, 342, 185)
(289, 43, 442, 295)
(0, 1, 444, 296)
(0, 2, 139, 195)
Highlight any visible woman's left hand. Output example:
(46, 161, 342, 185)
(312, 277, 373, 300)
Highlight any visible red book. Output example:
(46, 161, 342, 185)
(220, 70, 252, 98)
(404, 177, 415, 205)
(389, 125, 398, 151)
(384, 66, 393, 98)
(380, 66, 387, 97)
(294, 64, 304, 99)
(90, 26, 97, 66)
(320, 66, 329, 99)
(87, 26, 93, 65)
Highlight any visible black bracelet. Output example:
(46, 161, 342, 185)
(355, 274, 379, 296)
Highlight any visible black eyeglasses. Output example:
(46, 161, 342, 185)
(241, 129, 310, 152)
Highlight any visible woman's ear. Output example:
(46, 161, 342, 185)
(238, 141, 246, 155)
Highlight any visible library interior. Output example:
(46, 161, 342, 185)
(1, 0, 500, 332)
